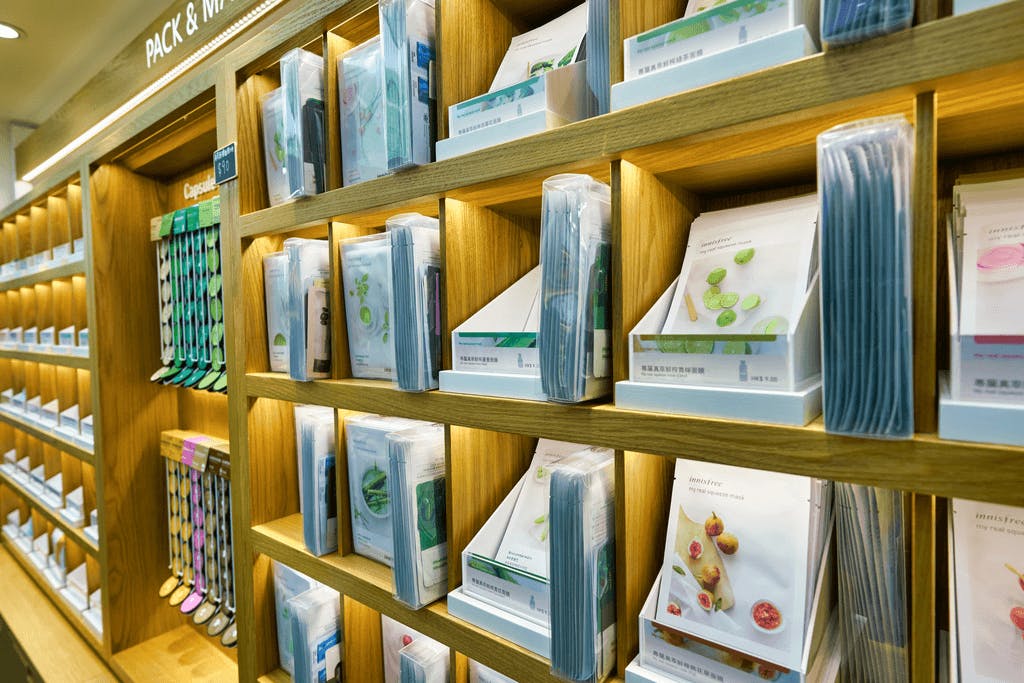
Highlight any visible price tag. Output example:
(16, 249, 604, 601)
(213, 143, 237, 185)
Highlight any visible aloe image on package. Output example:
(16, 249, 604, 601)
(263, 252, 290, 372)
(261, 88, 290, 206)
(344, 413, 427, 565)
(340, 37, 388, 186)
(341, 233, 396, 379)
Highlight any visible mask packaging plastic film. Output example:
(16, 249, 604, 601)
(818, 116, 914, 439)
(263, 251, 290, 372)
(295, 405, 338, 556)
(469, 660, 517, 683)
(821, 0, 912, 47)
(281, 48, 327, 198)
(341, 233, 397, 380)
(289, 585, 343, 683)
(399, 636, 450, 683)
(835, 484, 908, 682)
(388, 213, 441, 391)
(549, 447, 616, 683)
(273, 561, 320, 676)
(339, 37, 388, 187)
(388, 422, 447, 609)
(538, 174, 613, 404)
(378, 0, 436, 171)
(344, 413, 427, 565)
(285, 238, 331, 381)
(261, 88, 291, 207)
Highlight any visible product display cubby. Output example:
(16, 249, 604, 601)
(0, 0, 1021, 680)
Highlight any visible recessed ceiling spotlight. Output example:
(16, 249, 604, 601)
(0, 22, 24, 40)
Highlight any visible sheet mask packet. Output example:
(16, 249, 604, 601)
(339, 36, 389, 187)
(379, 0, 436, 171)
(261, 88, 291, 207)
(538, 174, 613, 403)
(387, 213, 442, 391)
(469, 660, 517, 683)
(264, 251, 290, 372)
(281, 48, 327, 198)
(399, 637, 450, 683)
(549, 447, 617, 683)
(289, 586, 343, 683)
(341, 233, 397, 379)
(818, 116, 914, 438)
(382, 614, 430, 682)
(273, 561, 320, 675)
(388, 422, 447, 609)
(284, 238, 331, 381)
(821, 0, 913, 47)
(344, 413, 429, 565)
(835, 484, 908, 681)
(295, 405, 338, 556)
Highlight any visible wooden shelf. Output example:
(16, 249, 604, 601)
(110, 625, 237, 682)
(257, 669, 290, 683)
(0, 259, 86, 293)
(1, 538, 103, 653)
(0, 469, 99, 555)
(0, 347, 91, 369)
(0, 544, 112, 681)
(0, 410, 95, 465)
(236, 2, 1024, 238)
(246, 373, 1024, 506)
(251, 513, 582, 683)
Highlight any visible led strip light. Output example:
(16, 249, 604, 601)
(23, 0, 284, 183)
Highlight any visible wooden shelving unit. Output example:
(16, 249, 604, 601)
(217, 2, 1024, 682)
(0, 0, 1019, 680)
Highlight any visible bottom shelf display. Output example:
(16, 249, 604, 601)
(110, 625, 238, 682)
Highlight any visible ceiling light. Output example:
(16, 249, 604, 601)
(22, 0, 283, 183)
(0, 22, 24, 40)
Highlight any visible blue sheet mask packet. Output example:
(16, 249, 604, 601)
(821, 0, 913, 47)
(388, 422, 447, 609)
(341, 233, 397, 380)
(379, 0, 436, 171)
(343, 413, 428, 565)
(281, 48, 327, 198)
(289, 586, 343, 683)
(339, 37, 389, 187)
(387, 213, 442, 392)
(284, 238, 331, 381)
(818, 116, 914, 439)
(548, 447, 616, 683)
(295, 405, 338, 556)
(538, 174, 613, 403)
(273, 561, 320, 676)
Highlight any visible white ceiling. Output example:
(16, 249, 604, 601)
(0, 0, 176, 141)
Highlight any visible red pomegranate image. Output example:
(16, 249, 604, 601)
(667, 602, 681, 616)
(697, 590, 715, 611)
(688, 539, 704, 560)
(401, 634, 413, 646)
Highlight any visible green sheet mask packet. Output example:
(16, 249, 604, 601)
(340, 233, 397, 380)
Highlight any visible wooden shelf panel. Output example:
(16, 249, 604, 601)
(1, 539, 104, 654)
(257, 669, 290, 683)
(0, 260, 86, 293)
(0, 544, 112, 681)
(0, 348, 91, 369)
(247, 373, 1024, 506)
(251, 514, 570, 683)
(0, 410, 95, 465)
(0, 469, 99, 555)
(110, 625, 237, 683)
(237, 3, 1024, 238)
